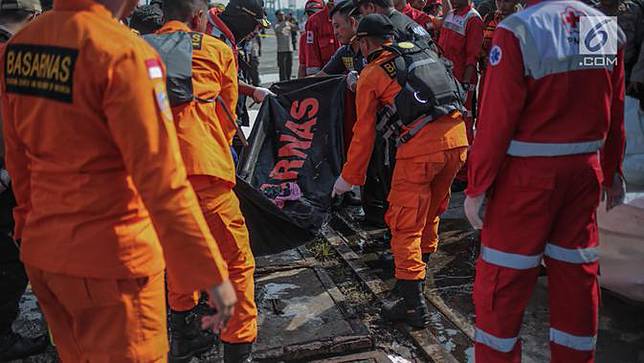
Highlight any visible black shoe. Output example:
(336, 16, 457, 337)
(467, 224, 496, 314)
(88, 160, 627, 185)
(169, 309, 217, 362)
(223, 342, 253, 363)
(382, 280, 430, 329)
(0, 331, 48, 361)
(343, 190, 363, 207)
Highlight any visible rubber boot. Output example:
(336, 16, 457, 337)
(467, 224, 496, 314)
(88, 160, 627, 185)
(223, 342, 253, 363)
(169, 309, 216, 362)
(0, 331, 48, 361)
(382, 280, 430, 329)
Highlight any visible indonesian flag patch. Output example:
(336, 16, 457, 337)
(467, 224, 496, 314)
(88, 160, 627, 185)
(145, 59, 163, 79)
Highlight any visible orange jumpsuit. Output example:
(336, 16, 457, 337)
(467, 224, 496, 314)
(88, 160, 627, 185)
(157, 21, 257, 344)
(341, 49, 469, 281)
(0, 1, 229, 361)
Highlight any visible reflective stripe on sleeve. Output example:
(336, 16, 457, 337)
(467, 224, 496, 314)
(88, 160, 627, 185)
(507, 139, 603, 157)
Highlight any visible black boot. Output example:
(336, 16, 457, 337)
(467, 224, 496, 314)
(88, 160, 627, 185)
(169, 309, 216, 362)
(382, 280, 430, 329)
(223, 342, 253, 363)
(0, 331, 48, 361)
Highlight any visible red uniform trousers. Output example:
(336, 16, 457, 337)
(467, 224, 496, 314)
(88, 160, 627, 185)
(167, 177, 257, 344)
(474, 154, 602, 363)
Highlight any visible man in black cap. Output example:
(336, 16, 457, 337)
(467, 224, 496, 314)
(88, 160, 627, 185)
(0, 0, 50, 360)
(333, 13, 468, 328)
(316, 0, 364, 78)
(352, 0, 431, 44)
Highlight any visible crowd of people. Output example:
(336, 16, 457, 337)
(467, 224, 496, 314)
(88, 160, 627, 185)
(0, 0, 641, 362)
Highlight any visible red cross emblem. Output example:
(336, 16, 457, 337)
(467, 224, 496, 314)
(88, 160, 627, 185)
(561, 7, 583, 33)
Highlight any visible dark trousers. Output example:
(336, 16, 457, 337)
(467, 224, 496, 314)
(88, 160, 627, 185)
(0, 188, 27, 336)
(277, 51, 293, 81)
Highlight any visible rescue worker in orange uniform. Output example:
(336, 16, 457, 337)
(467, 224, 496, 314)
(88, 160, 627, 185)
(0, 0, 49, 360)
(304, 0, 340, 75)
(1, 0, 238, 362)
(438, 0, 483, 187)
(207, 0, 273, 151)
(464, 1, 626, 361)
(332, 14, 468, 328)
(146, 1, 257, 362)
(298, 0, 325, 78)
(477, 0, 518, 103)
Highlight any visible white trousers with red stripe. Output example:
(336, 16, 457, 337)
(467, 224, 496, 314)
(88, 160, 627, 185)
(473, 154, 602, 363)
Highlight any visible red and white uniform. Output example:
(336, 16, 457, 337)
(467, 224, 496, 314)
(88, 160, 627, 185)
(304, 4, 339, 75)
(467, 1, 625, 362)
(438, 4, 483, 85)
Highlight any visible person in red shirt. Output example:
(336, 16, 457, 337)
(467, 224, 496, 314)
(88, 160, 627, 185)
(394, 0, 444, 31)
(304, 0, 340, 75)
(437, 0, 483, 186)
(464, 1, 626, 361)
(298, 0, 324, 77)
(477, 0, 519, 102)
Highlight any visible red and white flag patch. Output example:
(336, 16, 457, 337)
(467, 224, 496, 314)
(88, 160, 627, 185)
(145, 59, 163, 80)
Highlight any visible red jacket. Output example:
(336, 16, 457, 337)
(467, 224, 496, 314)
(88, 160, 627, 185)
(304, 5, 339, 75)
(402, 3, 438, 30)
(437, 4, 484, 84)
(467, 0, 626, 196)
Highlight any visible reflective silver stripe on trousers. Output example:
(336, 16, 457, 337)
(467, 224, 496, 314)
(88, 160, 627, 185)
(507, 140, 604, 157)
(481, 246, 542, 270)
(475, 328, 518, 353)
(306, 67, 321, 75)
(550, 328, 597, 351)
(544, 243, 599, 264)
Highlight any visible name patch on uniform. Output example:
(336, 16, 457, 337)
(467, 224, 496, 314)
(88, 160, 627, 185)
(306, 31, 314, 44)
(145, 59, 163, 80)
(380, 61, 397, 79)
(191, 32, 203, 50)
(342, 57, 355, 71)
(4, 44, 78, 103)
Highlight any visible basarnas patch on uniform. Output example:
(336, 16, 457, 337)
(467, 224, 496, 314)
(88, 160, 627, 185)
(153, 83, 173, 122)
(489, 45, 502, 66)
(4, 44, 78, 103)
(145, 58, 163, 79)
(190, 32, 203, 50)
(306, 31, 314, 44)
(380, 61, 397, 78)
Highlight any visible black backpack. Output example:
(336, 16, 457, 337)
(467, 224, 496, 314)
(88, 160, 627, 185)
(376, 41, 466, 145)
(143, 31, 205, 107)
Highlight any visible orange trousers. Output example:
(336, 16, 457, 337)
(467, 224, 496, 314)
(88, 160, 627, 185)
(26, 266, 167, 362)
(385, 147, 467, 281)
(167, 176, 257, 343)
